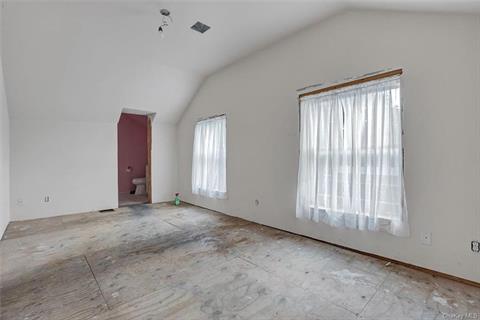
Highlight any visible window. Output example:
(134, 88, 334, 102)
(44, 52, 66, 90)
(192, 115, 227, 199)
(296, 72, 409, 236)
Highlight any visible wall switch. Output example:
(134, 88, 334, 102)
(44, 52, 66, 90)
(472, 241, 480, 253)
(16, 199, 23, 206)
(421, 232, 432, 246)
(44, 196, 50, 203)
(254, 199, 260, 206)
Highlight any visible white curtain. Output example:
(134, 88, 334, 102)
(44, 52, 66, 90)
(192, 115, 227, 199)
(296, 76, 409, 237)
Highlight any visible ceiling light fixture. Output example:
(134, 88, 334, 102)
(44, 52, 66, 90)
(158, 9, 172, 38)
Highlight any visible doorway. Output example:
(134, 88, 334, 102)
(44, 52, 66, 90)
(117, 112, 152, 207)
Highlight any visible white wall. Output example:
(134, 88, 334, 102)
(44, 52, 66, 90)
(177, 11, 480, 282)
(2, 2, 180, 221)
(10, 119, 177, 220)
(151, 122, 177, 204)
(0, 2, 10, 237)
(10, 120, 118, 220)
(0, 56, 9, 237)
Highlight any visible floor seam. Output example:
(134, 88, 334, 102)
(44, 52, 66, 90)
(161, 220, 185, 230)
(84, 255, 112, 311)
(235, 253, 264, 269)
(357, 266, 393, 317)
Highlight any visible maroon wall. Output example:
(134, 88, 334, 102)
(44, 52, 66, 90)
(117, 113, 148, 194)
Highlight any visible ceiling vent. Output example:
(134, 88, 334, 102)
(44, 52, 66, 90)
(191, 21, 210, 34)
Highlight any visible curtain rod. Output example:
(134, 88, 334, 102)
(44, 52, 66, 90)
(197, 113, 226, 122)
(297, 68, 403, 99)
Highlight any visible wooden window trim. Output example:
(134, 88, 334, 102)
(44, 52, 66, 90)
(299, 69, 403, 99)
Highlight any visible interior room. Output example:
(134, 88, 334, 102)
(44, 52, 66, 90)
(117, 111, 150, 207)
(0, 1, 479, 319)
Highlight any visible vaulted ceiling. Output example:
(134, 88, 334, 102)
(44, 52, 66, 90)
(2, 1, 479, 123)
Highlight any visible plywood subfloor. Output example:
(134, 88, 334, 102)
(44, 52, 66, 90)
(1, 203, 479, 319)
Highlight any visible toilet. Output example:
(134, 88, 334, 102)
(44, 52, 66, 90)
(132, 177, 146, 195)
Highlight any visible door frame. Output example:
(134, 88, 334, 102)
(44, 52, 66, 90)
(146, 116, 152, 204)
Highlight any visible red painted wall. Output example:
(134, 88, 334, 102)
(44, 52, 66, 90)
(117, 113, 148, 194)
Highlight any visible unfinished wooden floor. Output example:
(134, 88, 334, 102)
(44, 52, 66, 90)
(1, 203, 479, 320)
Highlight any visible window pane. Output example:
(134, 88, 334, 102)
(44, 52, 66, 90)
(296, 76, 409, 237)
(192, 115, 227, 199)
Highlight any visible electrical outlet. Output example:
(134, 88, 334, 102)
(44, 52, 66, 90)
(421, 232, 432, 246)
(472, 241, 480, 253)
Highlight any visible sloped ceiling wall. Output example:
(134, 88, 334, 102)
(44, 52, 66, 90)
(2, 2, 479, 123)
(1, 2, 343, 123)
(2, 3, 203, 123)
